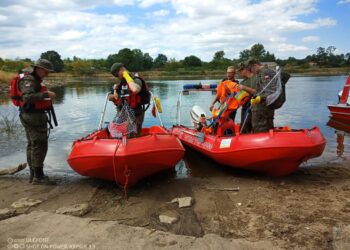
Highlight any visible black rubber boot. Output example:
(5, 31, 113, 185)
(29, 167, 34, 183)
(32, 167, 56, 185)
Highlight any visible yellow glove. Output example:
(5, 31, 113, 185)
(250, 96, 261, 105)
(122, 71, 133, 84)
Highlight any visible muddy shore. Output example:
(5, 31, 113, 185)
(1, 155, 350, 249)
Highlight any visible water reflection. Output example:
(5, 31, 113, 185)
(327, 118, 350, 159)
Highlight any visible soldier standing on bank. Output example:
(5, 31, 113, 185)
(13, 59, 57, 185)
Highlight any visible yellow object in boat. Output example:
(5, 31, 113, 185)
(154, 97, 162, 113)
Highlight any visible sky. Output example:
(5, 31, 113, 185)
(0, 0, 349, 61)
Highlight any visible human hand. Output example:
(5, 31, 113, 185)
(209, 104, 214, 111)
(122, 71, 133, 84)
(250, 96, 261, 105)
(113, 84, 118, 90)
(47, 91, 56, 100)
(238, 84, 244, 91)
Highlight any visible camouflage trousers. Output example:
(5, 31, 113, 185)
(240, 100, 252, 134)
(19, 112, 48, 169)
(251, 105, 275, 133)
(133, 107, 145, 136)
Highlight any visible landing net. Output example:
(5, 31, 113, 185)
(265, 69, 282, 106)
(108, 103, 137, 138)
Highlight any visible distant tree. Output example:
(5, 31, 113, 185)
(238, 44, 275, 63)
(107, 48, 151, 72)
(326, 46, 336, 56)
(106, 53, 119, 68)
(130, 49, 144, 71)
(154, 54, 168, 68)
(250, 43, 266, 60)
(346, 53, 350, 65)
(212, 51, 225, 61)
(0, 59, 28, 72)
(40, 50, 64, 72)
(164, 58, 182, 70)
(239, 49, 251, 61)
(70, 59, 95, 75)
(183, 55, 202, 67)
(261, 51, 276, 62)
(316, 47, 327, 66)
(91, 59, 108, 71)
(143, 53, 153, 70)
(116, 48, 134, 69)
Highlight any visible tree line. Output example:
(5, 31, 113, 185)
(1, 44, 350, 75)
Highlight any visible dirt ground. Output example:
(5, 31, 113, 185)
(1, 153, 350, 249)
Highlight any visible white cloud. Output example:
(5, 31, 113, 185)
(137, 0, 169, 8)
(0, 0, 341, 60)
(337, 0, 350, 4)
(276, 43, 310, 53)
(151, 9, 169, 17)
(302, 36, 320, 43)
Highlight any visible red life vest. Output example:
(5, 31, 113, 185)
(115, 76, 150, 109)
(10, 72, 52, 111)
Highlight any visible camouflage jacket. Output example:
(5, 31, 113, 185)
(18, 69, 49, 106)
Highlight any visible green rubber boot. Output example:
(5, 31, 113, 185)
(32, 167, 56, 185)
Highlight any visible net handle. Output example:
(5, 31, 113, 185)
(98, 92, 110, 130)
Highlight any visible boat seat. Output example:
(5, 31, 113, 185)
(216, 119, 236, 137)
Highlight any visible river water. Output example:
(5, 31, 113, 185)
(0, 75, 349, 177)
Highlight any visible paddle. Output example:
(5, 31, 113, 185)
(183, 130, 205, 143)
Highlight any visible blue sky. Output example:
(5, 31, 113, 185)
(0, 0, 349, 61)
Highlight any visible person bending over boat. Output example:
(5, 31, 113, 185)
(108, 63, 149, 137)
(238, 62, 257, 134)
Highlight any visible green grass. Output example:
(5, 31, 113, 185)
(0, 70, 15, 84)
(0, 110, 22, 135)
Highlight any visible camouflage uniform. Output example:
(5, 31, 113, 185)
(19, 70, 50, 177)
(240, 75, 256, 134)
(16, 59, 55, 185)
(251, 68, 276, 133)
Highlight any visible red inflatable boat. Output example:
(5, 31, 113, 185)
(172, 83, 326, 177)
(67, 92, 184, 188)
(171, 125, 326, 176)
(67, 126, 185, 187)
(328, 73, 350, 123)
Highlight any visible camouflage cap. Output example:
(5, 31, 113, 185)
(110, 63, 124, 76)
(246, 58, 261, 67)
(238, 61, 248, 71)
(32, 59, 54, 72)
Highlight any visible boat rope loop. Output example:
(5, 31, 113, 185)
(112, 141, 126, 198)
(123, 164, 131, 200)
(112, 140, 131, 200)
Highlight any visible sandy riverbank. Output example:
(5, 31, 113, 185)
(1, 156, 350, 249)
